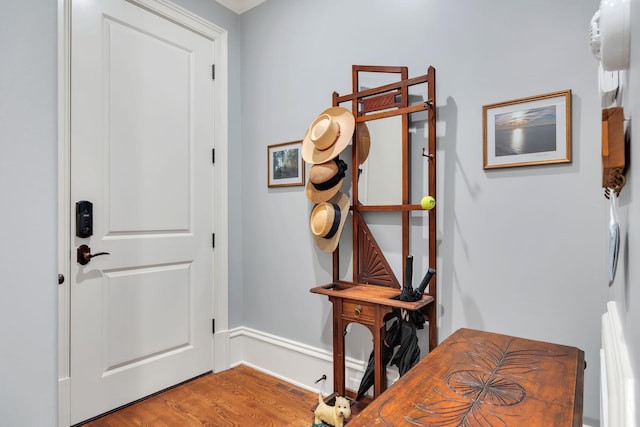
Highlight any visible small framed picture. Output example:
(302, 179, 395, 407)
(267, 140, 305, 187)
(483, 90, 572, 169)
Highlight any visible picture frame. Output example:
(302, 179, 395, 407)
(267, 140, 305, 187)
(483, 90, 572, 169)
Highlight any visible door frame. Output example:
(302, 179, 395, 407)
(57, 0, 230, 424)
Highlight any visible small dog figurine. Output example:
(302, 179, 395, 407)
(314, 393, 351, 427)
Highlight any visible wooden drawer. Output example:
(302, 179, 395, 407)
(342, 300, 375, 324)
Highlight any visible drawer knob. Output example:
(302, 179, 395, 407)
(354, 305, 362, 317)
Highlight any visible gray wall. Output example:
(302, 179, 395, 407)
(238, 0, 606, 423)
(0, 1, 59, 424)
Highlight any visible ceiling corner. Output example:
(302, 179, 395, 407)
(215, 0, 268, 14)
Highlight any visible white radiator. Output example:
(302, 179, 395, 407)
(601, 301, 636, 427)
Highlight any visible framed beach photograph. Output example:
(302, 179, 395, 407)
(267, 140, 305, 187)
(483, 90, 572, 169)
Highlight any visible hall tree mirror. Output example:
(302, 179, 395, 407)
(357, 115, 402, 206)
(352, 87, 432, 283)
(355, 75, 429, 208)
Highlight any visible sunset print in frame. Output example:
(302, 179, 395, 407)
(483, 90, 571, 169)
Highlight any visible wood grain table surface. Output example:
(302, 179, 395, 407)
(348, 328, 585, 427)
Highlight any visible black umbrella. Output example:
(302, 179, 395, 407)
(355, 318, 401, 401)
(355, 258, 436, 400)
(355, 314, 423, 400)
(355, 256, 415, 401)
(356, 255, 436, 401)
(390, 263, 436, 374)
(389, 318, 421, 375)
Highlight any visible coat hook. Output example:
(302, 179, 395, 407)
(422, 148, 433, 160)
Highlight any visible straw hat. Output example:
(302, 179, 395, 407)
(356, 122, 371, 166)
(305, 158, 348, 203)
(309, 192, 350, 253)
(302, 107, 355, 164)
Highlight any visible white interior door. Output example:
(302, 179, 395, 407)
(70, 0, 214, 423)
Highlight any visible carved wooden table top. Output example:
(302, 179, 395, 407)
(347, 328, 585, 427)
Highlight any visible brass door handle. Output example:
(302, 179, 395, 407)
(77, 244, 110, 265)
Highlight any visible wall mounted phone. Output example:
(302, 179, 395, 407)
(76, 200, 93, 238)
(602, 107, 626, 198)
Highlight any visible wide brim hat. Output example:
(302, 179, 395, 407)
(305, 158, 348, 204)
(356, 122, 371, 166)
(310, 192, 350, 253)
(302, 107, 355, 165)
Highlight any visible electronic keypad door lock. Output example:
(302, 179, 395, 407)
(76, 200, 93, 238)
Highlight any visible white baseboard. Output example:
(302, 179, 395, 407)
(229, 326, 398, 396)
(214, 329, 231, 373)
(58, 377, 70, 427)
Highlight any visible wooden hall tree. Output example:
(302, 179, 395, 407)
(311, 65, 437, 406)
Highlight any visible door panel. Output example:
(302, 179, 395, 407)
(103, 263, 191, 371)
(107, 17, 192, 232)
(70, 0, 214, 423)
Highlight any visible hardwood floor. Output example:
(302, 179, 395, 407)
(79, 365, 319, 427)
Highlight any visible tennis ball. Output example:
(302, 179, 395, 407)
(420, 195, 436, 210)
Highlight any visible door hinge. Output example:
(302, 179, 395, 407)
(211, 64, 215, 80)
(212, 318, 215, 334)
(212, 233, 215, 248)
(212, 148, 215, 164)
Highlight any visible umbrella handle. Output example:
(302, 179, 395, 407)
(416, 268, 436, 294)
(404, 255, 414, 290)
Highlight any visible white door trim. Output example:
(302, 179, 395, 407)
(57, 1, 230, 424)
(57, 1, 72, 425)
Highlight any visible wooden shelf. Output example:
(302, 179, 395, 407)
(310, 282, 434, 311)
(352, 203, 427, 212)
